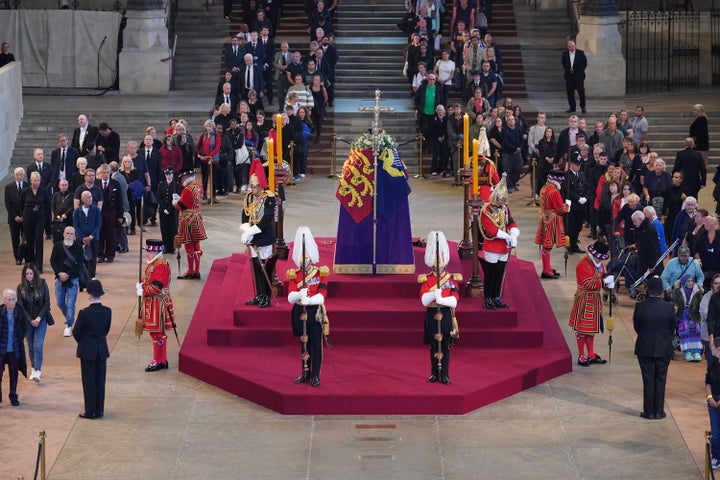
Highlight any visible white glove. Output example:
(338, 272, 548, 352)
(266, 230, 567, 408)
(301, 293, 324, 306)
(171, 193, 180, 206)
(136, 282, 143, 297)
(436, 295, 458, 308)
(435, 289, 444, 303)
(578, 197, 587, 205)
(287, 291, 303, 303)
(421, 291, 436, 307)
(509, 227, 519, 248)
(606, 282, 615, 290)
(565, 199, 572, 211)
(603, 275, 615, 286)
(496, 230, 511, 240)
(241, 233, 253, 244)
(163, 209, 169, 215)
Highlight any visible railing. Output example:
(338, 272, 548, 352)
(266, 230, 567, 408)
(620, 10, 700, 93)
(568, 0, 580, 37)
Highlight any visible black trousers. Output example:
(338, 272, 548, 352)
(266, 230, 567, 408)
(8, 220, 23, 261)
(637, 355, 671, 416)
(480, 258, 508, 299)
(22, 215, 45, 270)
(567, 207, 587, 248)
(0, 350, 19, 402)
(432, 139, 450, 174)
(565, 77, 586, 110)
(80, 355, 107, 416)
(99, 210, 117, 260)
(159, 209, 178, 252)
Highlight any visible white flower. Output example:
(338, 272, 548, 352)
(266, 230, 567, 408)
(351, 131, 398, 151)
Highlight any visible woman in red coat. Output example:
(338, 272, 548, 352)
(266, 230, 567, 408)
(569, 240, 613, 366)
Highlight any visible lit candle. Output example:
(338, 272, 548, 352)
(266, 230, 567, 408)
(275, 114, 283, 165)
(472, 139, 479, 198)
(267, 138, 275, 189)
(463, 114, 469, 168)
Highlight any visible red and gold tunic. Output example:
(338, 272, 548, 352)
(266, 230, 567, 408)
(477, 159, 500, 202)
(287, 265, 329, 337)
(418, 272, 462, 344)
(568, 255, 605, 334)
(174, 180, 207, 244)
(142, 256, 175, 333)
(535, 182, 567, 248)
(480, 203, 517, 255)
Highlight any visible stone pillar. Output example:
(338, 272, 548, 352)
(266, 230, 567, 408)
(119, 0, 171, 95)
(576, 0, 626, 97)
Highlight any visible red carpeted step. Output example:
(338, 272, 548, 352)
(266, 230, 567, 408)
(180, 240, 573, 415)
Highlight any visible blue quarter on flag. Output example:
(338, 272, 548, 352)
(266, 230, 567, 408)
(376, 148, 411, 220)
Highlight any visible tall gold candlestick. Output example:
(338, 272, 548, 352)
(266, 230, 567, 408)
(275, 114, 283, 165)
(268, 139, 275, 188)
(463, 114, 469, 168)
(472, 139, 479, 197)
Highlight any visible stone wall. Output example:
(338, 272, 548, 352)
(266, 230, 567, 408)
(0, 62, 23, 182)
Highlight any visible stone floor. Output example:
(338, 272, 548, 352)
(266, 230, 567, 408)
(1, 91, 718, 479)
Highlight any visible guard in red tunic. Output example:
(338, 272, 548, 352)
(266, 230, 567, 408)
(286, 227, 329, 387)
(535, 169, 569, 279)
(136, 239, 176, 372)
(568, 240, 613, 367)
(477, 155, 500, 203)
(479, 173, 519, 310)
(242, 159, 277, 308)
(419, 231, 461, 385)
(173, 167, 207, 280)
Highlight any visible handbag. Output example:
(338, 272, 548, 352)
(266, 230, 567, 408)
(45, 310, 55, 326)
(235, 144, 250, 165)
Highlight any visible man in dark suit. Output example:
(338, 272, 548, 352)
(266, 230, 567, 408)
(73, 279, 111, 419)
(26, 148, 54, 239)
(562, 156, 590, 253)
(4, 167, 28, 265)
(673, 137, 706, 198)
(139, 134, 163, 226)
(215, 82, 238, 113)
(561, 39, 587, 113)
(96, 164, 124, 264)
(259, 26, 275, 103)
(50, 132, 79, 189)
(224, 35, 245, 80)
(239, 53, 264, 100)
(95, 122, 121, 164)
(633, 276, 677, 420)
(71, 114, 99, 156)
(245, 31, 266, 76)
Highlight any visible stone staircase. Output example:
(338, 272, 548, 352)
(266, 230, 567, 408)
(9, 111, 209, 171)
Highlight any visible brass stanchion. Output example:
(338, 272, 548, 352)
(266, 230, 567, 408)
(457, 164, 473, 259)
(39, 429, 46, 480)
(416, 134, 427, 179)
(328, 133, 338, 178)
(465, 197, 484, 296)
(706, 429, 714, 480)
(274, 167, 289, 260)
(451, 142, 463, 187)
(526, 158, 538, 207)
(286, 141, 297, 186)
(205, 161, 216, 206)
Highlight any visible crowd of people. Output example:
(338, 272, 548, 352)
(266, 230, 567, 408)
(0, 111, 213, 406)
(211, 5, 338, 185)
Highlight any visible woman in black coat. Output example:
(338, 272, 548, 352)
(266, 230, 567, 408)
(17, 263, 50, 383)
(21, 171, 49, 271)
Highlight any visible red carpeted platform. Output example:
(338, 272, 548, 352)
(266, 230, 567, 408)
(178, 240, 572, 415)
